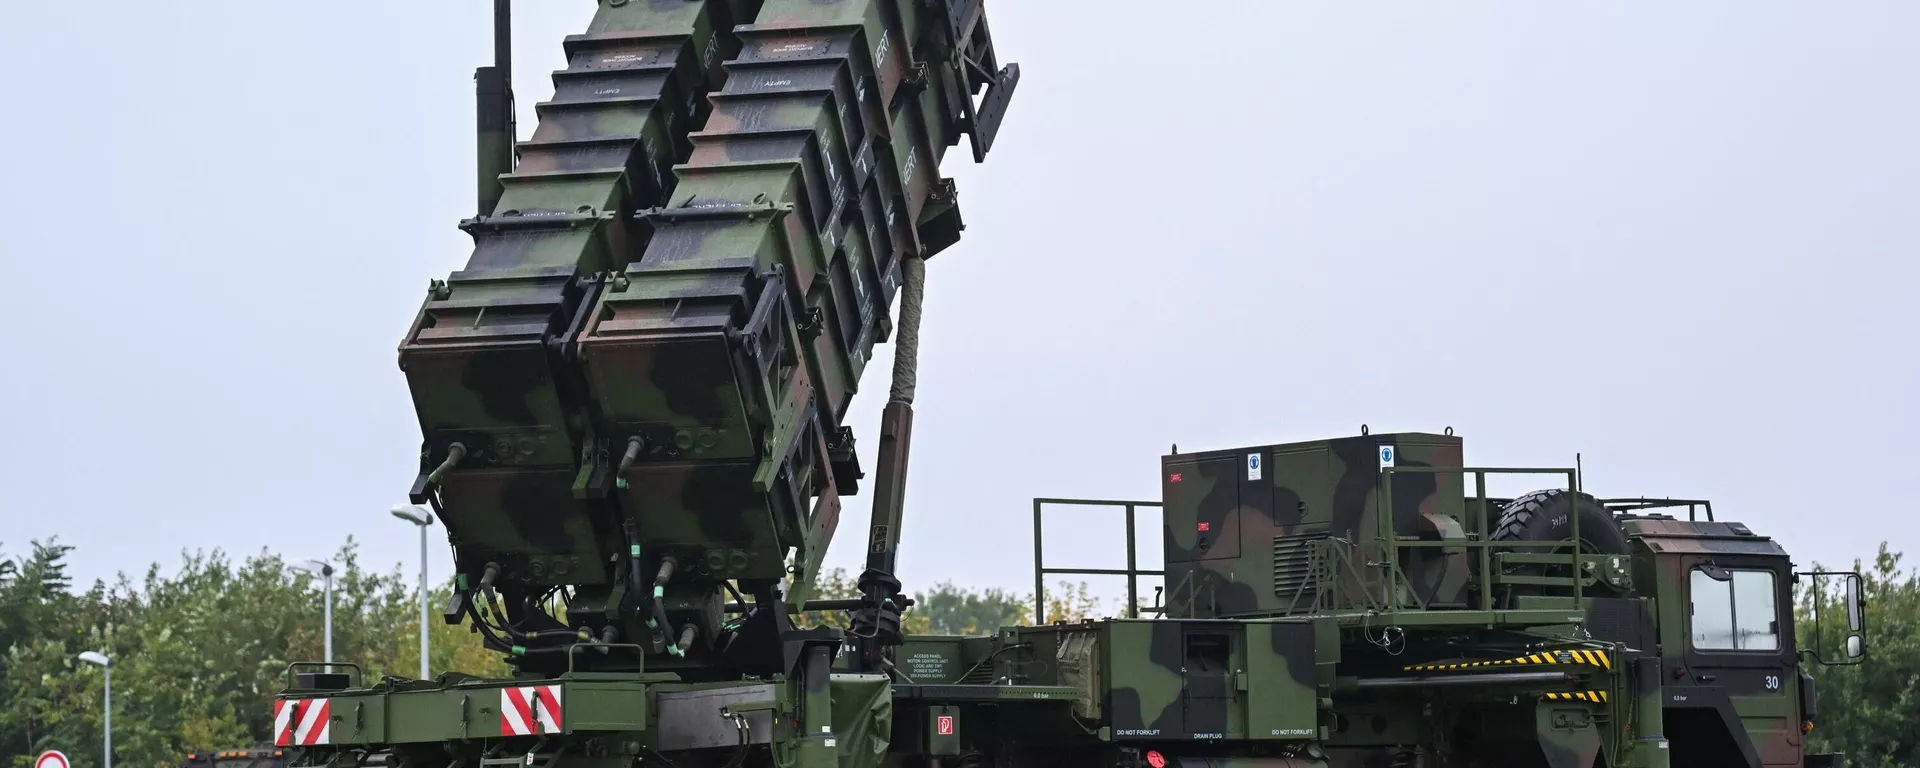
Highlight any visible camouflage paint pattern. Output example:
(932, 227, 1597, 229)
(398, 0, 760, 596)
(1069, 430, 1843, 767)
(341, 0, 1863, 757)
(1161, 433, 1468, 619)
(393, 0, 1018, 674)
(282, 416, 1859, 767)
(1625, 515, 1810, 767)
(998, 620, 1320, 744)
(573, 0, 1006, 606)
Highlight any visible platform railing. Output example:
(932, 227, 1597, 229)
(1379, 466, 1583, 615)
(1030, 498, 1164, 625)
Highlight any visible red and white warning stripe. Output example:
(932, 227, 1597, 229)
(500, 686, 563, 736)
(272, 698, 331, 746)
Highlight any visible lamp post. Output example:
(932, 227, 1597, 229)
(291, 560, 335, 668)
(76, 651, 110, 768)
(390, 504, 435, 680)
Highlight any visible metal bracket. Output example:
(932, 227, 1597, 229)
(459, 208, 610, 234)
(964, 63, 1020, 162)
(796, 307, 825, 339)
(638, 200, 790, 224)
(944, 0, 983, 42)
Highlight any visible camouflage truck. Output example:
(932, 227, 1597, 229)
(967, 430, 1869, 767)
(273, 431, 1870, 767)
(270, 2, 1867, 767)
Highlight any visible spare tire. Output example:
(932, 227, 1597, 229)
(1490, 489, 1632, 602)
(1490, 489, 1630, 555)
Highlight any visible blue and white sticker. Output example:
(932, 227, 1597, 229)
(1246, 453, 1262, 481)
(1379, 445, 1396, 468)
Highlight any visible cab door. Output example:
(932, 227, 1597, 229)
(1680, 557, 1801, 766)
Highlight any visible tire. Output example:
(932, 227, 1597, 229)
(1490, 489, 1632, 602)
(1490, 489, 1630, 555)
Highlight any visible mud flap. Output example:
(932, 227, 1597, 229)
(1536, 699, 1601, 768)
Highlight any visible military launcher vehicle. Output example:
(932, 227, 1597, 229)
(270, 3, 1869, 767)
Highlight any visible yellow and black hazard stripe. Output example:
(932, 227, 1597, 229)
(1543, 691, 1609, 703)
(1403, 648, 1613, 673)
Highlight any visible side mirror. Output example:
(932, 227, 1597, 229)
(1799, 570, 1869, 666)
(1845, 573, 1864, 632)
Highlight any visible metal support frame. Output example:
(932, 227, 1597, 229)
(1030, 498, 1163, 625)
(1379, 467, 1585, 617)
(1601, 497, 1716, 522)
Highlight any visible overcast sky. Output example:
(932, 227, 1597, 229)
(2, 2, 1913, 608)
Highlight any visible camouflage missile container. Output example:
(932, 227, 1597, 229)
(396, 0, 767, 677)
(279, 1, 1026, 767)
(391, 0, 1017, 682)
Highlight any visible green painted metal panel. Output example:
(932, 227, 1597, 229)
(1244, 622, 1319, 740)
(324, 694, 386, 746)
(385, 688, 486, 743)
(567, 682, 651, 733)
(926, 705, 959, 757)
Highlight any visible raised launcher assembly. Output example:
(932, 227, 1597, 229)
(394, 0, 1017, 679)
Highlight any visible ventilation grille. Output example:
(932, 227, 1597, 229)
(1585, 597, 1652, 650)
(959, 658, 994, 684)
(1272, 533, 1330, 613)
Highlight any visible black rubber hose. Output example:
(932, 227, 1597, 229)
(721, 580, 748, 618)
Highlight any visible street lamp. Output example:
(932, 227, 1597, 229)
(76, 651, 110, 768)
(390, 504, 435, 680)
(291, 559, 335, 668)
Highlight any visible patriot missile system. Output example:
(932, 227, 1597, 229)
(271, 4, 1870, 767)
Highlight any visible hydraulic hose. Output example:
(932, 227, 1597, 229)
(426, 443, 467, 485)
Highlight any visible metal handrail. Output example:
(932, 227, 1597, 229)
(1380, 467, 1582, 617)
(564, 642, 649, 677)
(1599, 497, 1715, 522)
(1031, 498, 1163, 624)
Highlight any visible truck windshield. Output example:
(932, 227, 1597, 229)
(1689, 567, 1779, 651)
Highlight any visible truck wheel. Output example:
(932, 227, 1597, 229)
(1490, 489, 1630, 555)
(1490, 489, 1632, 601)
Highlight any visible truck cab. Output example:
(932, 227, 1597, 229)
(1622, 512, 1864, 767)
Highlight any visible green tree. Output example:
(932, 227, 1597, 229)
(797, 569, 1108, 637)
(1797, 543, 1919, 767)
(795, 568, 862, 631)
(0, 540, 91, 764)
(0, 539, 506, 768)
(911, 582, 1026, 635)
